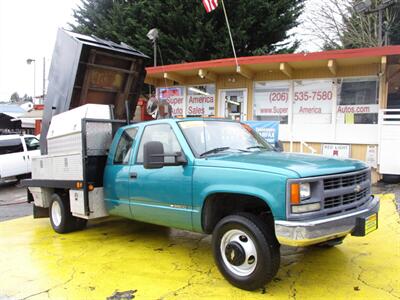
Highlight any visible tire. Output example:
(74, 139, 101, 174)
(49, 193, 85, 233)
(212, 213, 281, 291)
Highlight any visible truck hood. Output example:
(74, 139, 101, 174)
(195, 151, 368, 178)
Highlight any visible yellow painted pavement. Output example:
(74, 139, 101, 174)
(0, 194, 399, 299)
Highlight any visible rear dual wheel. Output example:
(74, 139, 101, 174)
(50, 193, 87, 233)
(212, 213, 280, 291)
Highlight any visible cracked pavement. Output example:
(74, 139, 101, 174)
(0, 190, 399, 299)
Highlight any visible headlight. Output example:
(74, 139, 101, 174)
(300, 183, 311, 199)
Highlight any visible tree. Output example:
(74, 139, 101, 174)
(304, 0, 400, 50)
(70, 0, 305, 65)
(10, 92, 20, 103)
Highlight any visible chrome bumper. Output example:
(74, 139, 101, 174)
(275, 195, 380, 247)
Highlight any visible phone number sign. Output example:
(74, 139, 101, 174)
(293, 80, 334, 114)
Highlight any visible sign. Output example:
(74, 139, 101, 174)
(186, 95, 215, 116)
(245, 121, 279, 145)
(293, 80, 334, 114)
(322, 144, 351, 158)
(165, 96, 184, 116)
(254, 81, 290, 116)
(365, 145, 378, 168)
(337, 104, 379, 114)
(157, 87, 185, 117)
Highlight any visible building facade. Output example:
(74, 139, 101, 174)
(145, 47, 400, 182)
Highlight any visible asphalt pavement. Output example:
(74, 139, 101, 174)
(0, 180, 32, 222)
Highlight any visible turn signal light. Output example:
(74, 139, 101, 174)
(290, 183, 300, 204)
(88, 184, 94, 191)
(76, 182, 83, 189)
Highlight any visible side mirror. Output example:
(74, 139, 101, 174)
(143, 141, 164, 169)
(143, 141, 188, 169)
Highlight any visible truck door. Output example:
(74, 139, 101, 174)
(103, 127, 139, 219)
(129, 123, 193, 230)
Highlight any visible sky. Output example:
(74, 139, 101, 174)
(0, 0, 319, 102)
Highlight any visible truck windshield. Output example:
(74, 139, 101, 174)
(178, 120, 274, 157)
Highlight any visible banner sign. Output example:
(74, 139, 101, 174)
(245, 121, 279, 145)
(254, 82, 290, 116)
(293, 80, 334, 114)
(186, 95, 215, 116)
(322, 144, 351, 158)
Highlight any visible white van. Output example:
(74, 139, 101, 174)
(0, 134, 40, 180)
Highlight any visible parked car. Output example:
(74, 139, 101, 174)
(0, 134, 40, 180)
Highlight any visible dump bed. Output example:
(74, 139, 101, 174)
(41, 29, 148, 154)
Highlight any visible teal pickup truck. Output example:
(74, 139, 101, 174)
(102, 118, 379, 290)
(25, 116, 379, 290)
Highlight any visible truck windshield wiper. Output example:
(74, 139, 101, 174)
(247, 145, 268, 150)
(200, 147, 231, 157)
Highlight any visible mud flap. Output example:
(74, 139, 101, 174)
(352, 213, 378, 236)
(33, 204, 49, 218)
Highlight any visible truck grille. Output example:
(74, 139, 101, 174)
(322, 169, 371, 215)
(324, 187, 369, 209)
(324, 171, 368, 190)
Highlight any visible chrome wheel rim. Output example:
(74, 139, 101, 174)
(51, 201, 62, 227)
(220, 229, 257, 276)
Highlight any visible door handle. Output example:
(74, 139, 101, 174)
(129, 172, 138, 179)
(23, 156, 25, 160)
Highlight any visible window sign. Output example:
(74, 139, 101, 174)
(157, 87, 185, 117)
(186, 85, 216, 116)
(293, 79, 334, 124)
(337, 77, 379, 124)
(253, 81, 289, 124)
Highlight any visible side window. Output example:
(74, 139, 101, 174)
(0, 138, 24, 155)
(136, 124, 181, 164)
(24, 137, 40, 151)
(113, 128, 138, 165)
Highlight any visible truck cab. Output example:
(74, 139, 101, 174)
(102, 118, 379, 290)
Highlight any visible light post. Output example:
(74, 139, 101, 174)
(354, 0, 399, 46)
(26, 58, 36, 99)
(147, 28, 159, 67)
(42, 57, 46, 104)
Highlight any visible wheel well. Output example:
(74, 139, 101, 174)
(202, 193, 274, 234)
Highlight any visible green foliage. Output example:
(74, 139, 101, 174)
(70, 0, 304, 65)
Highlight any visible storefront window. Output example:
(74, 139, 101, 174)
(337, 77, 379, 124)
(186, 84, 216, 116)
(253, 81, 289, 124)
(156, 86, 185, 117)
(293, 79, 334, 124)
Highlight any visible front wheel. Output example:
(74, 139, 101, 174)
(212, 214, 280, 290)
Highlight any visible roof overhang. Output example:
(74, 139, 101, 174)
(145, 46, 400, 85)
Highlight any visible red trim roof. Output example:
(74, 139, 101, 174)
(146, 46, 400, 74)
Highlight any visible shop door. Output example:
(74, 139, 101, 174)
(219, 89, 248, 121)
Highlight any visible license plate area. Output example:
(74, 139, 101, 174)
(352, 213, 378, 236)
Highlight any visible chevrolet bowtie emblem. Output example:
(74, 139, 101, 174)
(354, 184, 361, 192)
